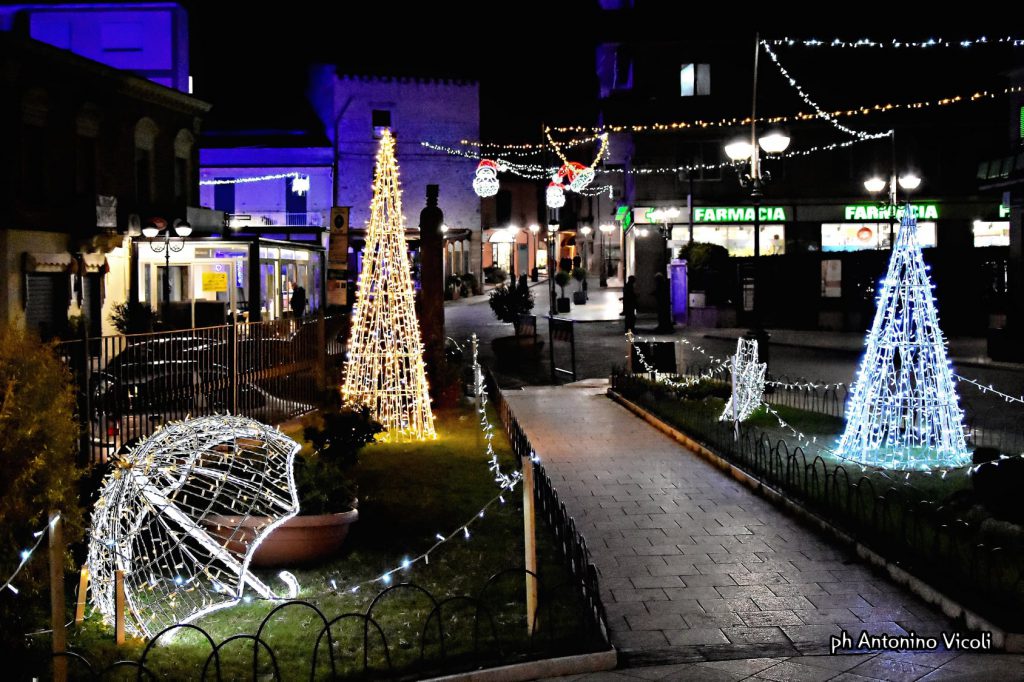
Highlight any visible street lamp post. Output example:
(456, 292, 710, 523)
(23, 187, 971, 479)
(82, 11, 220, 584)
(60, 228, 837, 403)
(143, 220, 191, 306)
(528, 223, 540, 281)
(599, 223, 614, 287)
(547, 223, 559, 316)
(864, 171, 921, 247)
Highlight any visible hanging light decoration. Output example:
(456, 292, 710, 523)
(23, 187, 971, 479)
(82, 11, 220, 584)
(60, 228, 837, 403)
(546, 180, 566, 208)
(472, 159, 501, 198)
(561, 161, 596, 192)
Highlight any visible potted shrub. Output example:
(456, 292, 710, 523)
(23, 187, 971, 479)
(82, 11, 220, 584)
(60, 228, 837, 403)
(554, 270, 572, 313)
(109, 301, 157, 335)
(445, 274, 463, 300)
(488, 280, 535, 333)
(244, 405, 382, 567)
(461, 272, 480, 296)
(571, 267, 588, 305)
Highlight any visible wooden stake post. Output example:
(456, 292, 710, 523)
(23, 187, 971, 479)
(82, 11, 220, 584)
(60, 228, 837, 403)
(522, 454, 538, 635)
(75, 567, 89, 623)
(114, 569, 126, 645)
(48, 512, 66, 682)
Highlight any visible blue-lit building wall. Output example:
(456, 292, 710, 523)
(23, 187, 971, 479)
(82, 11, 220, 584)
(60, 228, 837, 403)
(0, 3, 190, 92)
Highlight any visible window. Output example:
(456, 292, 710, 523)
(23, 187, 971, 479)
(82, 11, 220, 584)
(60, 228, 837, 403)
(133, 118, 157, 204)
(214, 179, 235, 214)
(680, 63, 711, 97)
(100, 22, 144, 52)
(174, 157, 187, 203)
(285, 177, 308, 222)
(372, 110, 391, 138)
(173, 130, 194, 204)
(821, 222, 937, 251)
(21, 124, 47, 202)
(75, 135, 97, 197)
(614, 46, 633, 91)
(973, 221, 1010, 247)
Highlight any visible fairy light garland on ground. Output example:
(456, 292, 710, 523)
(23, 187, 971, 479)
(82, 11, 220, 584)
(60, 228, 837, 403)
(326, 336, 523, 595)
(342, 129, 436, 441)
(766, 36, 1024, 48)
(1, 515, 59, 595)
(626, 331, 731, 389)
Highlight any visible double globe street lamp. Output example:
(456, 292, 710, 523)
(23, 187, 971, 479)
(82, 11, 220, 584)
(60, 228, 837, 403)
(724, 129, 791, 360)
(864, 171, 922, 248)
(143, 219, 192, 305)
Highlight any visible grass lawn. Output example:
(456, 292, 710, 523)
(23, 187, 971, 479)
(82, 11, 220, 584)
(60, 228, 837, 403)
(57, 402, 597, 680)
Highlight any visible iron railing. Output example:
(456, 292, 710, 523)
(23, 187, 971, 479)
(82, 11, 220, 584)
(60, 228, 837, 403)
(56, 315, 345, 466)
(610, 370, 1024, 632)
(45, 568, 608, 681)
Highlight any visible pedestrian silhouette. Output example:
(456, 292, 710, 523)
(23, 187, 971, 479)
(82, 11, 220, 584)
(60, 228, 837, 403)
(621, 275, 637, 333)
(654, 272, 673, 333)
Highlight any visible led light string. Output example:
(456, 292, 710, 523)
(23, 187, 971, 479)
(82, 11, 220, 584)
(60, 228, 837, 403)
(765, 379, 847, 391)
(626, 332, 731, 389)
(547, 84, 1023, 136)
(759, 41, 879, 139)
(544, 129, 609, 167)
(1, 514, 59, 595)
(199, 172, 305, 186)
(953, 374, 1024, 405)
(426, 133, 887, 179)
(459, 135, 600, 152)
(766, 36, 1024, 49)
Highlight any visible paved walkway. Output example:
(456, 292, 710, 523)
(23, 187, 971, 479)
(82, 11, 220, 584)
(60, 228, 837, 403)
(504, 380, 1024, 681)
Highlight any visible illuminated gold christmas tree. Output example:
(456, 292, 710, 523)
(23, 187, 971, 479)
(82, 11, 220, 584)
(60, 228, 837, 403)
(341, 130, 436, 440)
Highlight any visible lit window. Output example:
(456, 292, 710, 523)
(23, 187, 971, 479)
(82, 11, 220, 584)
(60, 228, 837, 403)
(973, 221, 1010, 247)
(821, 222, 937, 251)
(680, 63, 710, 97)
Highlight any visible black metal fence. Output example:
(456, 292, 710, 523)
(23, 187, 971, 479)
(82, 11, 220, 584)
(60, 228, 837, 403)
(47, 568, 608, 681)
(490, 378, 611, 650)
(610, 370, 1024, 632)
(56, 315, 346, 465)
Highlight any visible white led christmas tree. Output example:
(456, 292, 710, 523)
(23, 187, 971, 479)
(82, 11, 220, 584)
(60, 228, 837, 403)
(341, 130, 436, 440)
(836, 206, 969, 470)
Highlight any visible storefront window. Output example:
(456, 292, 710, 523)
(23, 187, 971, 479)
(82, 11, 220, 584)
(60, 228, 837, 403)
(821, 222, 936, 252)
(972, 221, 1010, 247)
(688, 225, 785, 256)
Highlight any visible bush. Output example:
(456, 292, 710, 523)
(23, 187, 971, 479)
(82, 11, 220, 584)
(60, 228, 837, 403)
(0, 325, 82, 652)
(677, 241, 731, 305)
(554, 270, 572, 298)
(572, 267, 588, 288)
(109, 301, 157, 335)
(488, 282, 535, 329)
(297, 406, 383, 515)
(483, 266, 508, 285)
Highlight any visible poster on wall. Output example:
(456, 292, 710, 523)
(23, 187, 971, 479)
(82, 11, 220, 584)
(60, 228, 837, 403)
(328, 206, 350, 306)
(821, 259, 842, 298)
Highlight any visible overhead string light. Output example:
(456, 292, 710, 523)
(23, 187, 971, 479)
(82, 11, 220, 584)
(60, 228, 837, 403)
(766, 35, 1024, 48)
(459, 135, 602, 156)
(200, 172, 310, 189)
(759, 40, 884, 139)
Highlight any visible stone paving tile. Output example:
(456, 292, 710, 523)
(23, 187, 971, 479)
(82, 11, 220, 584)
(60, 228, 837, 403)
(696, 657, 785, 676)
(753, 659, 837, 682)
(501, 384, 973, 668)
(847, 656, 938, 681)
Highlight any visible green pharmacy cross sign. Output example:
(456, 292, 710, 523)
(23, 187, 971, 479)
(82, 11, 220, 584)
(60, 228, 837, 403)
(693, 206, 788, 223)
(844, 204, 939, 221)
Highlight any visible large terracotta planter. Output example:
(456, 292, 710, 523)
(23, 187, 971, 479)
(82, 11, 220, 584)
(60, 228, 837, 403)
(205, 509, 359, 568)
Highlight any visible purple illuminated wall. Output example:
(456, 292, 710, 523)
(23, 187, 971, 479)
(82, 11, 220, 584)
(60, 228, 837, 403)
(0, 3, 190, 92)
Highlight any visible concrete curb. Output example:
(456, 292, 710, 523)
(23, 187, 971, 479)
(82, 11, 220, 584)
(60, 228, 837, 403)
(426, 649, 618, 682)
(607, 388, 1024, 653)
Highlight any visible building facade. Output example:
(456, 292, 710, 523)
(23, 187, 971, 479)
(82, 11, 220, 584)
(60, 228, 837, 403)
(593, 14, 1012, 334)
(0, 32, 208, 339)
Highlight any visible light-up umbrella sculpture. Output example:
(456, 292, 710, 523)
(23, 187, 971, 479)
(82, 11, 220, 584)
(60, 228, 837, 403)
(87, 415, 301, 639)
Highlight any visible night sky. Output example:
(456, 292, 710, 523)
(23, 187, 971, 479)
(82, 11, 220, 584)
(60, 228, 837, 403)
(182, 2, 1019, 144)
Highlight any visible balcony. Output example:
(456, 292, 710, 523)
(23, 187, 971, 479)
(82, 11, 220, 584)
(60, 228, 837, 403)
(226, 211, 325, 229)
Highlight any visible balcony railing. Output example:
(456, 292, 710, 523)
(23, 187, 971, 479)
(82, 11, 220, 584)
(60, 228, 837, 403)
(226, 211, 325, 228)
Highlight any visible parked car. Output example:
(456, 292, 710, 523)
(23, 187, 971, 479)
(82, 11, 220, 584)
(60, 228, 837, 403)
(89, 335, 313, 460)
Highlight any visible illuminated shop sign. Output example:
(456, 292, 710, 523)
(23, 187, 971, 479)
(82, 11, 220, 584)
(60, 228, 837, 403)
(843, 204, 939, 221)
(692, 206, 788, 223)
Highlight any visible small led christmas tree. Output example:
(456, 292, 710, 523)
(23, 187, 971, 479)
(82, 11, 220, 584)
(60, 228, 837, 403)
(720, 337, 765, 423)
(341, 130, 436, 440)
(836, 206, 969, 470)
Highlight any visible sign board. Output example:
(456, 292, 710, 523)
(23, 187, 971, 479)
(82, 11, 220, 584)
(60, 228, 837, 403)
(202, 271, 228, 292)
(328, 207, 350, 306)
(693, 206, 788, 223)
(843, 203, 939, 221)
(821, 259, 842, 298)
(96, 195, 117, 229)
